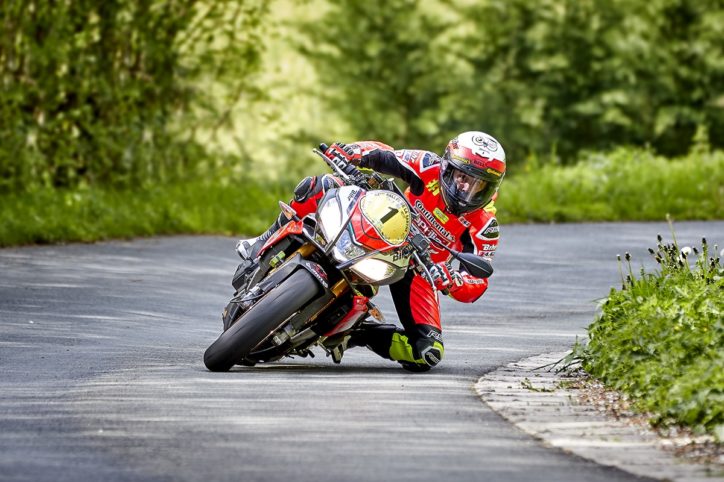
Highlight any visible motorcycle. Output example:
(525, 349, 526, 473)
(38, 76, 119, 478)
(203, 144, 493, 372)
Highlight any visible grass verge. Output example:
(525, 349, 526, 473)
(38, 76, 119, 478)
(575, 229, 723, 440)
(498, 147, 724, 223)
(1, 147, 723, 247)
(0, 180, 289, 247)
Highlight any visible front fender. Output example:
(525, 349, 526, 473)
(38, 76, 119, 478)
(231, 253, 328, 304)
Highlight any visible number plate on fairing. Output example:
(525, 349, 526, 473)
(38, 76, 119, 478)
(359, 191, 411, 245)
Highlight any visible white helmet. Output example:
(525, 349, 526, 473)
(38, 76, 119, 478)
(440, 131, 506, 215)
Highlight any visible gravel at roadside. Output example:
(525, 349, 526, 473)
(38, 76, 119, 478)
(475, 352, 724, 482)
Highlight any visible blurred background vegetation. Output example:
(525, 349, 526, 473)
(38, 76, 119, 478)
(0, 0, 722, 244)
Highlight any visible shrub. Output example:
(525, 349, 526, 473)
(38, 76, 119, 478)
(580, 228, 724, 438)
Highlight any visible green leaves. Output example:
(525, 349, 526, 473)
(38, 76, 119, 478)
(580, 234, 724, 438)
(297, 0, 724, 164)
(497, 147, 724, 222)
(0, 0, 267, 192)
(0, 179, 287, 246)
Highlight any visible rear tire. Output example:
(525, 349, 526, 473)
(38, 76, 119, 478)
(204, 269, 320, 372)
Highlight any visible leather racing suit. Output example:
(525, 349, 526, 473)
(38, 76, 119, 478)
(290, 141, 500, 371)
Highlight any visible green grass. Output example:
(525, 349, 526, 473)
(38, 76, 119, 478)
(0, 180, 289, 247)
(1, 146, 722, 247)
(498, 147, 724, 223)
(576, 231, 724, 439)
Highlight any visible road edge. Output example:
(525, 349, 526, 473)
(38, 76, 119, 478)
(475, 352, 723, 482)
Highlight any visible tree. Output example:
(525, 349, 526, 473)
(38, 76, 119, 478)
(0, 0, 267, 191)
(298, 0, 467, 151)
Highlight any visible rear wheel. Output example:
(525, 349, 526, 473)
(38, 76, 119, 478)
(203, 269, 320, 372)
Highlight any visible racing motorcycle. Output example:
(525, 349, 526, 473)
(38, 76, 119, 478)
(203, 145, 493, 372)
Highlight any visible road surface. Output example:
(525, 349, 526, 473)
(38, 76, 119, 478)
(2, 221, 721, 481)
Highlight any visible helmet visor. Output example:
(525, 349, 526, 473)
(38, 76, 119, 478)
(441, 166, 493, 207)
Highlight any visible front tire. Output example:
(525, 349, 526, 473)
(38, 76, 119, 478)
(204, 269, 321, 372)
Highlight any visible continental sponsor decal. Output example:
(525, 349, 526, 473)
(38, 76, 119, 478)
(452, 154, 470, 164)
(414, 200, 455, 243)
(433, 207, 449, 223)
(486, 168, 502, 177)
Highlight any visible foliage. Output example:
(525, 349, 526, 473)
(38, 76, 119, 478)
(497, 147, 724, 223)
(1, 145, 722, 247)
(0, 0, 267, 192)
(297, 0, 465, 152)
(579, 232, 724, 438)
(298, 0, 724, 163)
(0, 179, 287, 247)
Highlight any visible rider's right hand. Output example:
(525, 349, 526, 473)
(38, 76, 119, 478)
(326, 142, 363, 166)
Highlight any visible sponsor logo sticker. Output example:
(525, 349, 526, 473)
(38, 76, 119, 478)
(433, 207, 449, 223)
(481, 218, 500, 240)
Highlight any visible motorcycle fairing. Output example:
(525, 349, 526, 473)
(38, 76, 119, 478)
(323, 295, 369, 337)
(257, 220, 304, 259)
(358, 190, 411, 246)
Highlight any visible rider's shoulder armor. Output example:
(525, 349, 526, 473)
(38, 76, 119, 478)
(394, 150, 440, 177)
(464, 208, 500, 259)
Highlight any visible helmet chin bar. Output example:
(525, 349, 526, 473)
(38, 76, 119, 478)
(440, 183, 481, 216)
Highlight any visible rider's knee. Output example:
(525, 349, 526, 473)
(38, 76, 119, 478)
(413, 327, 444, 368)
(293, 176, 317, 203)
(293, 174, 341, 205)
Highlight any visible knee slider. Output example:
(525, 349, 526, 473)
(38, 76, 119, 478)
(413, 329, 444, 367)
(418, 341, 444, 367)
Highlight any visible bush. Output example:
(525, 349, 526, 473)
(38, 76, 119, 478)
(579, 231, 724, 438)
(299, 0, 724, 163)
(498, 147, 724, 222)
(0, 180, 287, 247)
(0, 0, 267, 192)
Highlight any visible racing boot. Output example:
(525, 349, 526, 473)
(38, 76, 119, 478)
(235, 216, 283, 261)
(347, 320, 399, 353)
(328, 319, 390, 364)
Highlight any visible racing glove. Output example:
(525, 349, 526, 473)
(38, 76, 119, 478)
(429, 262, 464, 295)
(326, 142, 363, 165)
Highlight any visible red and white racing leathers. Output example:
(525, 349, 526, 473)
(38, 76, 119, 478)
(290, 141, 500, 370)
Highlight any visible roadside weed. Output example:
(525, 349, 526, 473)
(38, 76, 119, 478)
(580, 228, 723, 439)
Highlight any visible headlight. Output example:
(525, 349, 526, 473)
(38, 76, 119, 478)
(332, 229, 366, 262)
(317, 197, 342, 241)
(350, 258, 397, 283)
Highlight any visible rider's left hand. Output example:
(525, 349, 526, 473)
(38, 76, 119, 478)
(429, 263, 463, 294)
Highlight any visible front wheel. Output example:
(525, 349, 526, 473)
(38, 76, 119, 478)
(203, 269, 321, 372)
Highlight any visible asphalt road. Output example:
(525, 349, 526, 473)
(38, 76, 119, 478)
(1, 221, 722, 482)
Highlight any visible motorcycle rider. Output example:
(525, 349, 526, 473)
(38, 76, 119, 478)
(237, 131, 506, 372)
